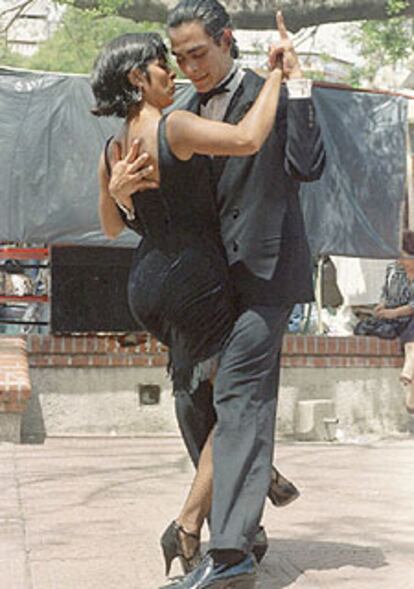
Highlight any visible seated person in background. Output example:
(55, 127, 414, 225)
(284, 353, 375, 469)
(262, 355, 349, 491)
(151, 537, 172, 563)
(374, 230, 414, 414)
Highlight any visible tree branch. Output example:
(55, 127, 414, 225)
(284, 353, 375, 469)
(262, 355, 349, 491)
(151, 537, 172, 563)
(0, 0, 37, 35)
(0, 0, 34, 19)
(68, 0, 414, 31)
(231, 0, 414, 31)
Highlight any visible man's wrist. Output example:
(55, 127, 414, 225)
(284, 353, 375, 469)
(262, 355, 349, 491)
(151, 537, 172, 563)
(288, 68, 304, 80)
(286, 78, 312, 99)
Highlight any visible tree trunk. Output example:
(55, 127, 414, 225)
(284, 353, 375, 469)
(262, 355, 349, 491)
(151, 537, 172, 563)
(71, 0, 414, 31)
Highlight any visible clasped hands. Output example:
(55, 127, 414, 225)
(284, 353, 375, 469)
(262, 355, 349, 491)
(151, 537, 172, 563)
(108, 10, 302, 203)
(374, 304, 400, 320)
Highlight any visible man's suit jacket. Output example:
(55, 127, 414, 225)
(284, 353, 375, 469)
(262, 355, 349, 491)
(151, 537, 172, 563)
(173, 70, 326, 306)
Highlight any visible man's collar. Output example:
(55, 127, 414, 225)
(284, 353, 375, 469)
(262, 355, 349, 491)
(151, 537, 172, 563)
(198, 66, 240, 106)
(215, 64, 238, 88)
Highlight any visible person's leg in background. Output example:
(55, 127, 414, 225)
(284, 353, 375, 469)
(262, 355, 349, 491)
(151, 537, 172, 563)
(401, 341, 414, 413)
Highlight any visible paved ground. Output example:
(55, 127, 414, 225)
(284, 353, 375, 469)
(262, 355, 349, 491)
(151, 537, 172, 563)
(0, 435, 413, 589)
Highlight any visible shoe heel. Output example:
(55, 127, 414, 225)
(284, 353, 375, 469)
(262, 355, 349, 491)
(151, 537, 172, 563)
(161, 542, 175, 576)
(160, 522, 178, 576)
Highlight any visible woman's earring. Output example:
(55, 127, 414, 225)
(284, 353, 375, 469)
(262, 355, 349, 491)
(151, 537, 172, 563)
(135, 86, 143, 103)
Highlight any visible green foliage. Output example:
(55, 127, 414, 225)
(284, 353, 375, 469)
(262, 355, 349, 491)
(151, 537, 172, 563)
(55, 0, 130, 17)
(386, 0, 410, 16)
(343, 66, 365, 88)
(303, 70, 325, 82)
(348, 0, 413, 84)
(1, 6, 165, 74)
(0, 48, 30, 69)
(356, 19, 412, 64)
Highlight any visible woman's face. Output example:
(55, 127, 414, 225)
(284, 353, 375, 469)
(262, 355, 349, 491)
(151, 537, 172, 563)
(141, 57, 176, 109)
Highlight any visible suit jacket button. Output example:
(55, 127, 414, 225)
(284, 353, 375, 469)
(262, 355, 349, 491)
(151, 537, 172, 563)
(232, 207, 240, 219)
(233, 241, 239, 252)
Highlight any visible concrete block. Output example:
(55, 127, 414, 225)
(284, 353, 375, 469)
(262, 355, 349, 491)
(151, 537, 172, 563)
(295, 399, 337, 441)
(27, 367, 179, 436)
(0, 413, 21, 443)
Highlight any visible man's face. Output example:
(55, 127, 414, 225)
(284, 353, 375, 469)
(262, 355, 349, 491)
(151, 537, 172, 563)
(169, 20, 233, 93)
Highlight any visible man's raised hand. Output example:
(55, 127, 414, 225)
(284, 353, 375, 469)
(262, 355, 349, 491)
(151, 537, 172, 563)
(268, 11, 303, 80)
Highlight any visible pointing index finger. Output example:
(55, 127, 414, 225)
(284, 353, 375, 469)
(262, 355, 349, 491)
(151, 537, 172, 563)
(276, 10, 289, 40)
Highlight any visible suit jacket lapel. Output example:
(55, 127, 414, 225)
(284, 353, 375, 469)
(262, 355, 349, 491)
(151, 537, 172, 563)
(186, 92, 201, 114)
(223, 70, 263, 124)
(168, 73, 263, 187)
(210, 71, 263, 186)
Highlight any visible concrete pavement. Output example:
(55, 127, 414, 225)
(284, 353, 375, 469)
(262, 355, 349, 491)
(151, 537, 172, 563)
(0, 435, 413, 589)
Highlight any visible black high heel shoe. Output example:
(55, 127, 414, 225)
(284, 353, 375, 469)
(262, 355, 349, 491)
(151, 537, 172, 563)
(160, 520, 202, 576)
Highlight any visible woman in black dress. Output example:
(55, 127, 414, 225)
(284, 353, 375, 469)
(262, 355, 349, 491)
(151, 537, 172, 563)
(91, 32, 282, 575)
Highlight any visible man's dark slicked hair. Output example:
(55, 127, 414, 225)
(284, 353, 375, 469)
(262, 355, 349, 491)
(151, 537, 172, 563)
(167, 0, 240, 58)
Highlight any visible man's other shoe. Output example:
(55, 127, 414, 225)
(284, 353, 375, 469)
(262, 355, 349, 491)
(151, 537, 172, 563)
(159, 553, 257, 589)
(268, 466, 300, 507)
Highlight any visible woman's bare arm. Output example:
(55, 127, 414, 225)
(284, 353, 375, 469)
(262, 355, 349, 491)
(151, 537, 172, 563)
(98, 152, 125, 239)
(167, 68, 283, 160)
(376, 304, 414, 319)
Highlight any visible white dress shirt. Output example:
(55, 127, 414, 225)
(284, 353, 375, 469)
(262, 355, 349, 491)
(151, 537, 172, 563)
(200, 66, 312, 123)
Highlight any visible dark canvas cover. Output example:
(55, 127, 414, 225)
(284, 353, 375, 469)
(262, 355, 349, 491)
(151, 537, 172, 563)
(0, 67, 408, 258)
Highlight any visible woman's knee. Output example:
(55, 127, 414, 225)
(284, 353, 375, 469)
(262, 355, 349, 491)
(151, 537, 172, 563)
(401, 343, 414, 381)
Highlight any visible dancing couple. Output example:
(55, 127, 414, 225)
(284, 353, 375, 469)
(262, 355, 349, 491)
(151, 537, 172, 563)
(91, 1, 325, 587)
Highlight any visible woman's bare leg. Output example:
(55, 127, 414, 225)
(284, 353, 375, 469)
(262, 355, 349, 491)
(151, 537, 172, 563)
(406, 383, 414, 413)
(176, 428, 213, 557)
(400, 342, 414, 412)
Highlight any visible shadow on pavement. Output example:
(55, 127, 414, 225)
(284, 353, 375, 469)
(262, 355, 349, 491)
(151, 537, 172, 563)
(259, 538, 386, 588)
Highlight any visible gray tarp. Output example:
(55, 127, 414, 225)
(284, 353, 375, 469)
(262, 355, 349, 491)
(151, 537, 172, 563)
(307, 86, 407, 258)
(0, 67, 408, 257)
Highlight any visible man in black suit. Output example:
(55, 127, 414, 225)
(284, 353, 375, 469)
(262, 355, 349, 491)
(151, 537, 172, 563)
(109, 2, 325, 587)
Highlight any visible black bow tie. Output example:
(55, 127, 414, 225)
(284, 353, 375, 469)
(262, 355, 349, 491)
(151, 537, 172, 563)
(198, 69, 238, 107)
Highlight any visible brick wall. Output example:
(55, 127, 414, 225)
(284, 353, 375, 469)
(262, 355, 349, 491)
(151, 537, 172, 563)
(0, 337, 31, 414)
(27, 334, 167, 368)
(26, 334, 404, 369)
(21, 334, 407, 439)
(282, 335, 403, 368)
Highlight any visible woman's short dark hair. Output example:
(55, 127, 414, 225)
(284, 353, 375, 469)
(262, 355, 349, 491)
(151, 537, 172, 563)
(91, 32, 168, 118)
(402, 230, 414, 256)
(167, 0, 240, 59)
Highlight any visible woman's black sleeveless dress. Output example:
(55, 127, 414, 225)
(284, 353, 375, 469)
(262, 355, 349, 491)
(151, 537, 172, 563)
(108, 115, 236, 391)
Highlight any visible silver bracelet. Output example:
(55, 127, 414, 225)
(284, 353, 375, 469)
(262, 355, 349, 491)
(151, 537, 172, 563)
(116, 199, 136, 221)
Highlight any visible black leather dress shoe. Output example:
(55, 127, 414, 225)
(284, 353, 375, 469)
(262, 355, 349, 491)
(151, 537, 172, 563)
(159, 553, 256, 589)
(268, 466, 300, 507)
